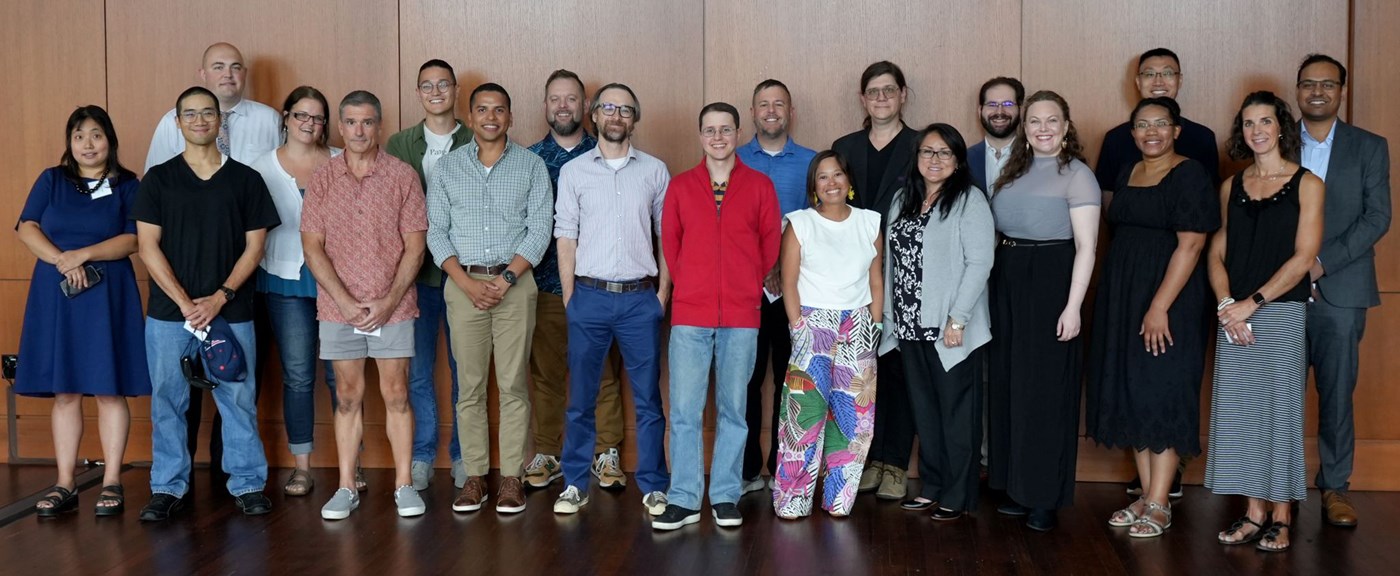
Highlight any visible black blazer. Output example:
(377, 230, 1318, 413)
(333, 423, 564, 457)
(832, 124, 920, 224)
(1315, 120, 1391, 308)
(968, 140, 989, 192)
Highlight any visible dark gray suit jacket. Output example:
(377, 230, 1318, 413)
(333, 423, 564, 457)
(1315, 120, 1391, 308)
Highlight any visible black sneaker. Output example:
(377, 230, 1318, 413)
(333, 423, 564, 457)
(234, 492, 273, 516)
(139, 493, 186, 522)
(1026, 508, 1058, 532)
(652, 504, 700, 531)
(996, 502, 1029, 516)
(1125, 477, 1144, 496)
(1169, 470, 1184, 499)
(712, 502, 743, 527)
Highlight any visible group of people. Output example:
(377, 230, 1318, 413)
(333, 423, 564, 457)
(14, 42, 1387, 555)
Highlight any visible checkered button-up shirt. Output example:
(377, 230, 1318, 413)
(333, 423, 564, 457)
(426, 139, 553, 270)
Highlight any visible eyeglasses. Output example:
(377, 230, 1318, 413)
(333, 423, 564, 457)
(701, 126, 736, 138)
(1137, 70, 1180, 81)
(290, 111, 327, 125)
(179, 110, 219, 123)
(863, 85, 901, 100)
(1132, 119, 1174, 130)
(419, 80, 456, 93)
(1297, 80, 1341, 92)
(597, 103, 636, 118)
(983, 100, 1018, 110)
(917, 147, 955, 161)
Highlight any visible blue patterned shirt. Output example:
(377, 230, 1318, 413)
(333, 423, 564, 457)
(529, 131, 598, 295)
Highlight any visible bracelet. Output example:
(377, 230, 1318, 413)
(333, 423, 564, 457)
(1217, 297, 1235, 311)
(873, 322, 883, 331)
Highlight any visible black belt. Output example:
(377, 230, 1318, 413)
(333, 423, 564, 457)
(999, 237, 1071, 247)
(466, 264, 508, 275)
(577, 276, 654, 293)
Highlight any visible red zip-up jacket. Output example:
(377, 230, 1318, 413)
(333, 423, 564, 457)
(662, 157, 781, 328)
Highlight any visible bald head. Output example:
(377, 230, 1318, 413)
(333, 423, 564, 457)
(199, 42, 247, 107)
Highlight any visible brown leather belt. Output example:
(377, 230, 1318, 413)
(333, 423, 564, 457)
(576, 276, 654, 293)
(467, 264, 508, 275)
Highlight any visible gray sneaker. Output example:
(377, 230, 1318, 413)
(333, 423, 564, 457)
(395, 485, 426, 517)
(411, 461, 432, 491)
(741, 476, 767, 495)
(321, 487, 359, 520)
(642, 491, 669, 516)
(451, 459, 468, 489)
(554, 485, 589, 514)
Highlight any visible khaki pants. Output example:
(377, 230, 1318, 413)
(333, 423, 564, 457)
(444, 271, 536, 477)
(530, 291, 625, 455)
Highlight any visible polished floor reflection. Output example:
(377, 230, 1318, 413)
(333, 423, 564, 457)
(1, 466, 1398, 575)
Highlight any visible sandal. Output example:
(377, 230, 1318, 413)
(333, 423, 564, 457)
(1129, 501, 1172, 538)
(284, 469, 314, 497)
(95, 485, 125, 517)
(1256, 522, 1292, 552)
(35, 485, 78, 518)
(1108, 497, 1146, 527)
(1218, 515, 1266, 545)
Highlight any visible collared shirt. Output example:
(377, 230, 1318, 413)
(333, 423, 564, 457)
(554, 145, 670, 281)
(427, 139, 553, 270)
(301, 149, 427, 325)
(984, 139, 1013, 191)
(145, 98, 281, 172)
(529, 131, 599, 295)
(1301, 119, 1338, 182)
(386, 119, 474, 287)
(738, 137, 816, 217)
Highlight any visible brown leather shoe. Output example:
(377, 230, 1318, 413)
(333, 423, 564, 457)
(496, 477, 527, 514)
(452, 476, 488, 513)
(1322, 490, 1358, 527)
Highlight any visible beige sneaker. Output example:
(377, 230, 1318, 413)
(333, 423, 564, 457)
(858, 461, 886, 493)
(593, 448, 627, 489)
(877, 465, 907, 500)
(524, 454, 563, 489)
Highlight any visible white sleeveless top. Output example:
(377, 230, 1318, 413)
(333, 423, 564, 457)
(786, 207, 881, 310)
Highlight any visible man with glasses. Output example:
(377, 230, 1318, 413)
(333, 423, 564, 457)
(1294, 53, 1391, 528)
(653, 102, 779, 530)
(968, 77, 1024, 192)
(738, 79, 816, 495)
(386, 59, 475, 491)
(427, 83, 552, 515)
(303, 90, 429, 520)
(524, 70, 631, 492)
(133, 86, 281, 521)
(144, 42, 282, 485)
(552, 83, 672, 516)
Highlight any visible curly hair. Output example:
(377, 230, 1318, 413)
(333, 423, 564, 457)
(1225, 91, 1301, 162)
(992, 90, 1085, 194)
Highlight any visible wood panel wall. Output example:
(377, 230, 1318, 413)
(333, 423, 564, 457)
(2, 0, 1397, 490)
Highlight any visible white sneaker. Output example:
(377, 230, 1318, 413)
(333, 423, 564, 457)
(554, 485, 589, 514)
(395, 485, 426, 517)
(642, 491, 669, 516)
(321, 487, 359, 520)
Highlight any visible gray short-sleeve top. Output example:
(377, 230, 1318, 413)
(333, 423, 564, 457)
(992, 157, 1100, 240)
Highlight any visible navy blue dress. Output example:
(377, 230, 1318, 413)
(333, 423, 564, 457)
(15, 167, 150, 397)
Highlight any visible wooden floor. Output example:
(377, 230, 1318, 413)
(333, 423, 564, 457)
(1, 466, 1397, 576)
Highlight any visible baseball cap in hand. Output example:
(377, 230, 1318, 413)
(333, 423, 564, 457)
(199, 317, 246, 382)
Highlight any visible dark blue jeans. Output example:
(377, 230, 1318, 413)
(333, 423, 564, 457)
(412, 282, 461, 465)
(262, 293, 336, 455)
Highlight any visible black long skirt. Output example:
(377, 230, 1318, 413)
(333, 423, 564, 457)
(988, 240, 1081, 510)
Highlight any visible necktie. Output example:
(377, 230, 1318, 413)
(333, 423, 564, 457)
(217, 110, 235, 156)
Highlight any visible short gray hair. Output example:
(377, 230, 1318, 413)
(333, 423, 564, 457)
(339, 90, 382, 120)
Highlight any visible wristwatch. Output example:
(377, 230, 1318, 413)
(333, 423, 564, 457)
(948, 318, 966, 331)
(1251, 292, 1266, 305)
(219, 285, 236, 302)
(502, 270, 518, 286)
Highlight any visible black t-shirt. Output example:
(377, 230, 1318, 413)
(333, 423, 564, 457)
(130, 155, 280, 322)
(1095, 115, 1221, 191)
(865, 138, 896, 207)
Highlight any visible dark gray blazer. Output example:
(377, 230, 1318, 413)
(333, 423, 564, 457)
(1315, 121, 1391, 308)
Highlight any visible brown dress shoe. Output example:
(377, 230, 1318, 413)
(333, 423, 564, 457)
(496, 477, 527, 514)
(452, 476, 489, 513)
(1322, 490, 1358, 527)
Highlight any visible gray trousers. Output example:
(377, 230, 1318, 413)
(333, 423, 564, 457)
(1306, 298, 1368, 491)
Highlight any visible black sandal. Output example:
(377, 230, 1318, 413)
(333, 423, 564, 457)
(35, 485, 78, 518)
(1256, 522, 1292, 552)
(1217, 515, 1266, 545)
(95, 485, 124, 517)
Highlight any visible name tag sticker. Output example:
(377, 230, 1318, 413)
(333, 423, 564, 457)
(89, 179, 113, 199)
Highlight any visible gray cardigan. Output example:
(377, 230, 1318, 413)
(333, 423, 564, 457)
(879, 187, 995, 371)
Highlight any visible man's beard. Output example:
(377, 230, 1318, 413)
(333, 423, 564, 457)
(982, 114, 1019, 139)
(549, 117, 581, 137)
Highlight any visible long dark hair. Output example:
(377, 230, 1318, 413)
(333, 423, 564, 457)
(805, 149, 853, 207)
(899, 123, 977, 222)
(992, 90, 1085, 194)
(859, 61, 906, 131)
(1225, 91, 1301, 162)
(59, 105, 135, 185)
(280, 85, 331, 146)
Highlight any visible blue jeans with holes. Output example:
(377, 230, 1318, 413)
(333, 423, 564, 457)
(411, 282, 461, 465)
(147, 318, 267, 497)
(262, 293, 337, 455)
(666, 325, 756, 510)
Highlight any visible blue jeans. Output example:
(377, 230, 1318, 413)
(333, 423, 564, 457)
(562, 284, 669, 494)
(667, 325, 756, 509)
(147, 318, 267, 497)
(412, 283, 461, 464)
(262, 293, 337, 455)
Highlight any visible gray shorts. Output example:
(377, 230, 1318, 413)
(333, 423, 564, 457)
(319, 320, 415, 360)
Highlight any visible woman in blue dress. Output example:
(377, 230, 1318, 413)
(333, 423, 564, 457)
(15, 105, 150, 517)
